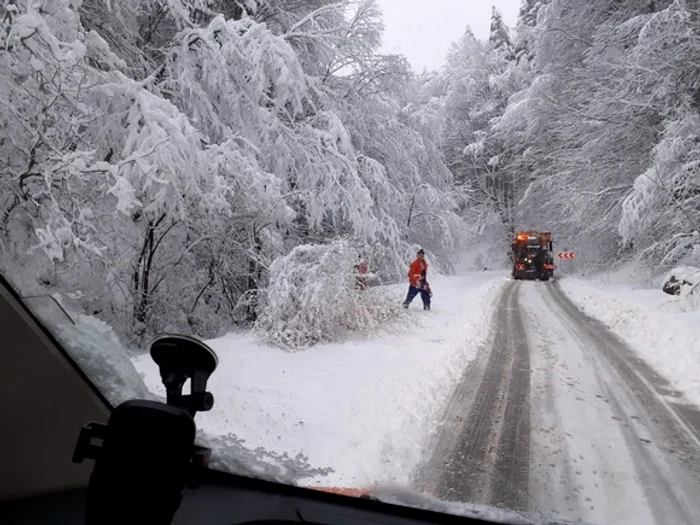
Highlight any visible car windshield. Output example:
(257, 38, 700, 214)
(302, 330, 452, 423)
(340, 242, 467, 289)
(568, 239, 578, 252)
(3, 1, 700, 524)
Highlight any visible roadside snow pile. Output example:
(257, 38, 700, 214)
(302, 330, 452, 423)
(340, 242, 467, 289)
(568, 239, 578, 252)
(559, 278, 700, 406)
(35, 303, 331, 484)
(255, 240, 401, 350)
(134, 272, 506, 488)
(661, 266, 700, 298)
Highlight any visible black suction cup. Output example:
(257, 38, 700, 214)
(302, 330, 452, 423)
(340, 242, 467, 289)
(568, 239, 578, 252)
(150, 335, 218, 416)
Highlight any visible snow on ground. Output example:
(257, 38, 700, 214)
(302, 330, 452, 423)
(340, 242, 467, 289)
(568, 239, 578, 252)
(522, 283, 653, 525)
(558, 275, 700, 407)
(133, 272, 506, 488)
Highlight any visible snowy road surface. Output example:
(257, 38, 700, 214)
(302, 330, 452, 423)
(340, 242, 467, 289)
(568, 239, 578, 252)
(421, 280, 700, 525)
(133, 273, 700, 524)
(134, 273, 506, 487)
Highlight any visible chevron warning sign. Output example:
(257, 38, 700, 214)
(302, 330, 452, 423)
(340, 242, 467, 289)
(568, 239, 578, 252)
(558, 252, 575, 259)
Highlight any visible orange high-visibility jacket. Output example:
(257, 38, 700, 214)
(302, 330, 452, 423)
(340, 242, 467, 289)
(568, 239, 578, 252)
(407, 258, 428, 287)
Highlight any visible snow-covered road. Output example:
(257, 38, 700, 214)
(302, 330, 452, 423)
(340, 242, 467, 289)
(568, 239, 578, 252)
(134, 273, 506, 488)
(422, 280, 700, 525)
(132, 273, 700, 524)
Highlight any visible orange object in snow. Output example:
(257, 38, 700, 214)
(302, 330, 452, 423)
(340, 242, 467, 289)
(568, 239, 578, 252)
(407, 258, 428, 288)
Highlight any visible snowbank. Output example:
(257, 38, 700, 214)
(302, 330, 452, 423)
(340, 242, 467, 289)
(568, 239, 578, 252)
(133, 272, 506, 487)
(30, 302, 328, 484)
(661, 265, 700, 297)
(559, 277, 700, 406)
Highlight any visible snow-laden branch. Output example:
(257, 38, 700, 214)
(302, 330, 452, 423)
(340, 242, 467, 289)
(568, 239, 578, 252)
(285, 2, 344, 35)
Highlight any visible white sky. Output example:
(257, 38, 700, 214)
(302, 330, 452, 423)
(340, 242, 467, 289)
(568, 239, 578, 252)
(377, 0, 521, 72)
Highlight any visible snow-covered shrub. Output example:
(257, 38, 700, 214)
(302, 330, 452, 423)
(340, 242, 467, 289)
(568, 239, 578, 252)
(662, 266, 700, 297)
(255, 240, 400, 350)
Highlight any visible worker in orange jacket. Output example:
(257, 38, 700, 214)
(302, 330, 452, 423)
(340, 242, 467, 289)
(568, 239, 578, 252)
(403, 249, 431, 310)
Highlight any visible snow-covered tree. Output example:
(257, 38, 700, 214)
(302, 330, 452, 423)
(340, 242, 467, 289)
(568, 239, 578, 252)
(617, 2, 700, 267)
(461, 0, 682, 267)
(433, 0, 700, 274)
(519, 0, 547, 28)
(1, 1, 119, 286)
(1, 0, 468, 345)
(513, 0, 550, 63)
(489, 7, 513, 58)
(439, 20, 530, 257)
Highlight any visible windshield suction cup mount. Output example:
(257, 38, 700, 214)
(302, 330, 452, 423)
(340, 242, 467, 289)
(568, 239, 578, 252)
(73, 334, 219, 525)
(150, 335, 218, 416)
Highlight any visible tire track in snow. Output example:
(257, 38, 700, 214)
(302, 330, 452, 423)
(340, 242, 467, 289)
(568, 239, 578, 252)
(546, 282, 700, 456)
(424, 279, 700, 524)
(429, 281, 532, 512)
(542, 282, 700, 524)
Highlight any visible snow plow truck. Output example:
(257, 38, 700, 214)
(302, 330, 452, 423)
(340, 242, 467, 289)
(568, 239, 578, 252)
(511, 231, 554, 281)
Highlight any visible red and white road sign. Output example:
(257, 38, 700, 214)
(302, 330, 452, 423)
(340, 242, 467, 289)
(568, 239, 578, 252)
(558, 252, 576, 259)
